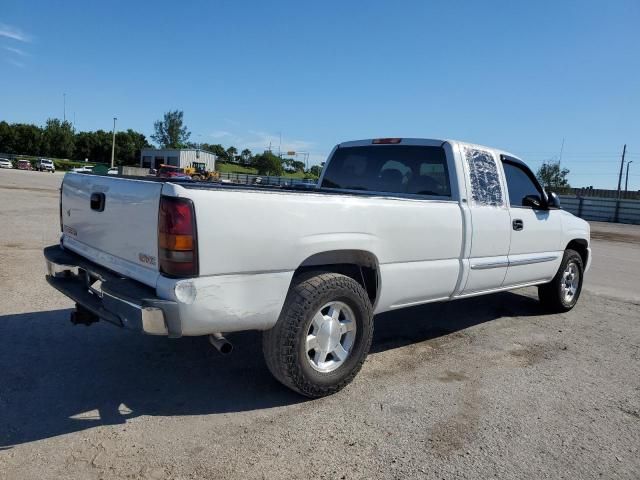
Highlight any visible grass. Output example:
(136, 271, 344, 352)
(216, 161, 318, 180)
(216, 162, 258, 174)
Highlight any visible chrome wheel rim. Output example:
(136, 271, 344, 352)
(561, 262, 580, 304)
(306, 301, 357, 373)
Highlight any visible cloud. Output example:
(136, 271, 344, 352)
(208, 130, 232, 139)
(4, 46, 29, 56)
(202, 128, 327, 165)
(5, 57, 25, 68)
(242, 131, 326, 165)
(245, 130, 315, 154)
(0, 23, 32, 42)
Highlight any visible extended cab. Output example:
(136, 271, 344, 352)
(44, 138, 591, 397)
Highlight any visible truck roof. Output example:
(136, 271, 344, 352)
(336, 138, 526, 166)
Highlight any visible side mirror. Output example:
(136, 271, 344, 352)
(522, 194, 543, 209)
(547, 191, 561, 209)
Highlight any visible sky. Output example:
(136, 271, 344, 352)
(1, 0, 639, 189)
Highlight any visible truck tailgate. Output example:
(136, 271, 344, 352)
(61, 173, 162, 287)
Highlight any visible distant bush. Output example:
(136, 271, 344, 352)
(53, 159, 99, 171)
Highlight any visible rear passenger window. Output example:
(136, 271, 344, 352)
(321, 145, 451, 197)
(464, 147, 503, 207)
(502, 161, 543, 207)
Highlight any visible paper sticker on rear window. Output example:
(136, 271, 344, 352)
(464, 148, 503, 206)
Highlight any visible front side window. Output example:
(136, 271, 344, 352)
(321, 145, 451, 197)
(502, 160, 543, 207)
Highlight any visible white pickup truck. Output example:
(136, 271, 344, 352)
(44, 138, 591, 397)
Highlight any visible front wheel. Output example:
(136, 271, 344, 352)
(263, 272, 374, 398)
(538, 249, 584, 312)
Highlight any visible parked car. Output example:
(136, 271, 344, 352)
(71, 165, 94, 173)
(37, 158, 55, 172)
(0, 158, 13, 169)
(44, 137, 591, 397)
(107, 168, 119, 175)
(17, 159, 33, 170)
(156, 164, 192, 180)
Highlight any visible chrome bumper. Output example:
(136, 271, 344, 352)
(43, 245, 181, 337)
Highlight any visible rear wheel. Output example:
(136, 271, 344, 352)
(538, 249, 584, 312)
(263, 272, 374, 397)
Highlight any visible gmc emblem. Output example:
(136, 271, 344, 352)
(138, 253, 157, 266)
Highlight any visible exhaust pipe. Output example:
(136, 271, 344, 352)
(209, 333, 233, 355)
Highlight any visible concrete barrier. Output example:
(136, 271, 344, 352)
(121, 166, 150, 177)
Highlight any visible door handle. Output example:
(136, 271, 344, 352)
(512, 219, 523, 231)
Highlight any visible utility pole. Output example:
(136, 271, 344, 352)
(625, 160, 633, 192)
(558, 137, 565, 169)
(110, 117, 117, 168)
(278, 132, 282, 158)
(616, 144, 626, 199)
(63, 93, 66, 122)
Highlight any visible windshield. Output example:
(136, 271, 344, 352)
(321, 145, 451, 196)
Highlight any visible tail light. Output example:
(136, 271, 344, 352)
(372, 138, 402, 144)
(158, 196, 198, 277)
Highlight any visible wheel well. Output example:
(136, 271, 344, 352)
(566, 239, 589, 265)
(293, 250, 380, 305)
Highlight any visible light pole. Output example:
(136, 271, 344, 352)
(110, 117, 117, 168)
(625, 160, 633, 193)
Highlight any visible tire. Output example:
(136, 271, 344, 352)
(263, 272, 374, 398)
(538, 249, 584, 312)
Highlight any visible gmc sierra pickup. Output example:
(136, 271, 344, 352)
(44, 138, 591, 397)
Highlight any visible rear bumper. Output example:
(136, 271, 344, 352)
(44, 245, 181, 337)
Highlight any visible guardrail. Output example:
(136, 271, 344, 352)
(560, 195, 640, 225)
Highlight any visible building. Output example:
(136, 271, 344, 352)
(140, 148, 216, 171)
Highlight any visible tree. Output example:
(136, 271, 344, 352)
(240, 148, 252, 165)
(254, 151, 284, 176)
(200, 143, 229, 162)
(115, 129, 152, 165)
(151, 110, 191, 148)
(7, 123, 43, 155)
(308, 165, 323, 178)
(73, 131, 97, 161)
(291, 160, 305, 172)
(74, 130, 111, 163)
(281, 157, 295, 172)
(226, 146, 238, 163)
(536, 162, 570, 189)
(42, 118, 74, 158)
(0, 121, 15, 153)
